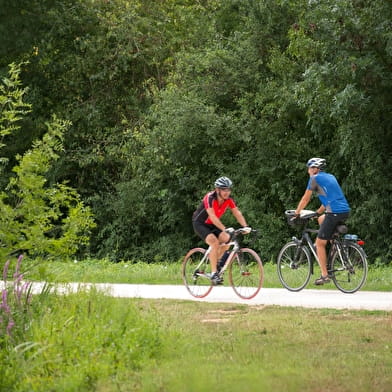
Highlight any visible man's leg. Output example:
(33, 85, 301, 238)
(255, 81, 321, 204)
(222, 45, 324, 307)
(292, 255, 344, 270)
(315, 237, 329, 277)
(205, 233, 220, 274)
(217, 231, 231, 261)
(315, 213, 335, 284)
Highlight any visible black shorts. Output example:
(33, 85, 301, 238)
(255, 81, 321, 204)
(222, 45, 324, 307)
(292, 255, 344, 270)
(192, 220, 222, 241)
(318, 212, 350, 240)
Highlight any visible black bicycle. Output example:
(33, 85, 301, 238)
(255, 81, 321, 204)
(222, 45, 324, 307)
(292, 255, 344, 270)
(277, 210, 368, 293)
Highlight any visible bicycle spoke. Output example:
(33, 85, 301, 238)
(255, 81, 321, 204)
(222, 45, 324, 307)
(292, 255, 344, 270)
(277, 242, 311, 291)
(182, 248, 213, 298)
(331, 242, 368, 293)
(229, 248, 263, 299)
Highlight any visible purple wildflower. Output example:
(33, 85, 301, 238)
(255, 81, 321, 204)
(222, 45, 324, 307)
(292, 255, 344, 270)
(15, 283, 23, 304)
(3, 259, 10, 283)
(15, 254, 23, 276)
(14, 272, 24, 289)
(16, 281, 31, 305)
(1, 289, 10, 314)
(1, 254, 33, 340)
(6, 320, 15, 335)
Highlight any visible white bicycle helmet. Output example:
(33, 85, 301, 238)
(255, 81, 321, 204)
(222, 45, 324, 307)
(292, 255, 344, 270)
(214, 176, 233, 189)
(306, 157, 326, 170)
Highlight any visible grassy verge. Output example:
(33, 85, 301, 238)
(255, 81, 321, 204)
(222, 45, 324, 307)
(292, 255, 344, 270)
(1, 288, 161, 392)
(3, 294, 391, 391)
(136, 300, 391, 392)
(24, 258, 392, 291)
(2, 257, 391, 391)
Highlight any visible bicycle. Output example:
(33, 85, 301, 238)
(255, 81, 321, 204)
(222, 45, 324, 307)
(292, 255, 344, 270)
(182, 228, 264, 299)
(277, 210, 368, 293)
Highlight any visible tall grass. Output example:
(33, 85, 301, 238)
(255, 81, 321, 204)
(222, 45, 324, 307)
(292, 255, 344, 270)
(1, 256, 162, 392)
(2, 295, 391, 391)
(1, 289, 161, 392)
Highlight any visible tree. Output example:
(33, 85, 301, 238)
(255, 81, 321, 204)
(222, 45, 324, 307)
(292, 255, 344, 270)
(0, 62, 31, 182)
(2, 1, 391, 263)
(0, 64, 95, 261)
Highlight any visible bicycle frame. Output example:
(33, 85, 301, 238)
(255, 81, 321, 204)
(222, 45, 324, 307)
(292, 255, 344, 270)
(328, 235, 359, 274)
(193, 237, 240, 279)
(293, 227, 349, 275)
(293, 228, 319, 275)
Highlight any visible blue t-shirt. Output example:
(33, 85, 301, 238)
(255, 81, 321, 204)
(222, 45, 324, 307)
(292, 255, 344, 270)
(306, 171, 350, 213)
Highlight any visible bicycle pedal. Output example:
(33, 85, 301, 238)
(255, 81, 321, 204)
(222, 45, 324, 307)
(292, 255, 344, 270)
(212, 278, 224, 285)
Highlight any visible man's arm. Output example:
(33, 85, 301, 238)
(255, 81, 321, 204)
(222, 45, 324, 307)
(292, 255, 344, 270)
(206, 208, 226, 231)
(295, 189, 313, 215)
(231, 207, 248, 227)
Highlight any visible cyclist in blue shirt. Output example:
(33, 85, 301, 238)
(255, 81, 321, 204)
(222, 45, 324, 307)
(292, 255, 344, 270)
(295, 158, 350, 285)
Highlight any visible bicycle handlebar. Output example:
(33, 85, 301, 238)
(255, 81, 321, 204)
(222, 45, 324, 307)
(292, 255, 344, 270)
(237, 227, 257, 234)
(230, 227, 258, 241)
(285, 209, 318, 226)
(300, 212, 318, 220)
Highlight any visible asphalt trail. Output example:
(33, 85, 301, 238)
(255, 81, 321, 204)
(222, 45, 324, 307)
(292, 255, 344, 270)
(29, 282, 392, 311)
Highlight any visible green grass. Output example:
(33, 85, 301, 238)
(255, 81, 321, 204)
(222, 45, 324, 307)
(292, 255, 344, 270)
(2, 257, 391, 391)
(1, 289, 161, 392)
(24, 258, 392, 291)
(2, 290, 391, 392)
(134, 300, 392, 392)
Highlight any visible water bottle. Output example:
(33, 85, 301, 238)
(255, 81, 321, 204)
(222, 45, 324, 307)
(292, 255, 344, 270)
(344, 234, 358, 241)
(218, 251, 230, 270)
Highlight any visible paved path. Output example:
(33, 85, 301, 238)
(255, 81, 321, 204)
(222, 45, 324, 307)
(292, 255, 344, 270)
(29, 282, 392, 311)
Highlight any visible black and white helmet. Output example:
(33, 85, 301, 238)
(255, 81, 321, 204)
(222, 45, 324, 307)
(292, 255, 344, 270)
(306, 157, 326, 170)
(214, 176, 233, 189)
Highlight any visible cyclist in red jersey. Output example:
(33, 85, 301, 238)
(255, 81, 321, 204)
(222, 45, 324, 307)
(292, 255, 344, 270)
(192, 177, 250, 284)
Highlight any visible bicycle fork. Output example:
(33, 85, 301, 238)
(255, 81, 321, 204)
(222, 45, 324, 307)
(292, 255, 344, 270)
(291, 236, 315, 275)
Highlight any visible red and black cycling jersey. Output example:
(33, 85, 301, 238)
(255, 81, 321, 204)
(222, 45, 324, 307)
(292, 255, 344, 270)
(192, 191, 237, 225)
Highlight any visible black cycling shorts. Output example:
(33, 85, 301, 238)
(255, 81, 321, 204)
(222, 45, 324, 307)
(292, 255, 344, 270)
(318, 212, 350, 240)
(192, 220, 222, 241)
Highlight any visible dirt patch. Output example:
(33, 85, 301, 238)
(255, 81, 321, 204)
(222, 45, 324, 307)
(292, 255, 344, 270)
(249, 305, 268, 311)
(200, 308, 243, 323)
(208, 309, 243, 315)
(201, 318, 230, 323)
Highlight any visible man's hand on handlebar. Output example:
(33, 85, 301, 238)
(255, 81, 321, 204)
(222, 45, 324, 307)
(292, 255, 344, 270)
(290, 213, 300, 222)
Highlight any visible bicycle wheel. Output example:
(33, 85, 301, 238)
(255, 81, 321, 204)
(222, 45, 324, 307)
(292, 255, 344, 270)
(229, 248, 264, 299)
(277, 241, 312, 291)
(182, 248, 213, 298)
(331, 242, 368, 293)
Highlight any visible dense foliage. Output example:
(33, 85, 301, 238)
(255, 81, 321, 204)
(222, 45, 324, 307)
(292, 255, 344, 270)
(1, 0, 391, 263)
(0, 65, 95, 261)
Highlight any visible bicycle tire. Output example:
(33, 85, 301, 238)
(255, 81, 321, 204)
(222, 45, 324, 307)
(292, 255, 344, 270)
(182, 248, 213, 298)
(331, 242, 368, 293)
(229, 248, 264, 299)
(277, 241, 312, 292)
